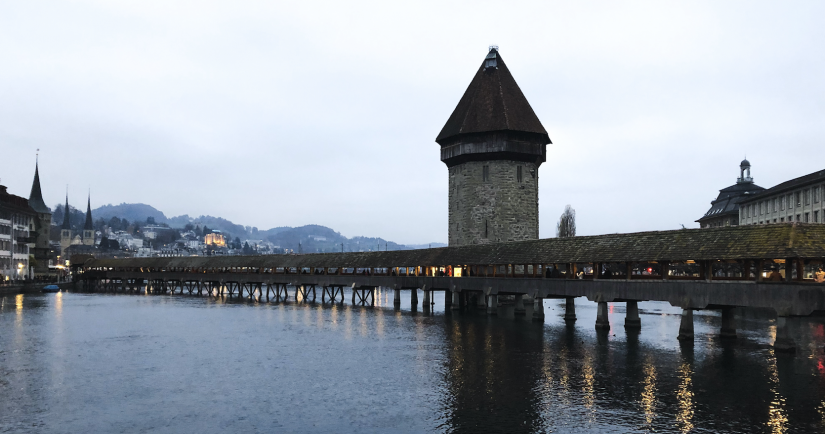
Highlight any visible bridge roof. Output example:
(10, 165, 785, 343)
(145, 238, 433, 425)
(87, 224, 825, 270)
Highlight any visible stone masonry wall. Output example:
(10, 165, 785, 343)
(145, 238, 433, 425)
(448, 160, 539, 246)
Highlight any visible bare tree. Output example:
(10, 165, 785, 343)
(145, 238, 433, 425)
(556, 205, 576, 238)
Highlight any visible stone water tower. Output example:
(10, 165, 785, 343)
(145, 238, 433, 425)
(437, 46, 551, 246)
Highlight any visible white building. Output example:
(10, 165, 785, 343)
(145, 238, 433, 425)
(739, 169, 825, 225)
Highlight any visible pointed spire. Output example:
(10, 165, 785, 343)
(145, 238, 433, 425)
(436, 46, 550, 145)
(28, 152, 51, 214)
(84, 192, 93, 231)
(62, 188, 71, 230)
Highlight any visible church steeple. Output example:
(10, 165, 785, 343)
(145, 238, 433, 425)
(61, 191, 71, 230)
(84, 193, 93, 231)
(28, 154, 51, 214)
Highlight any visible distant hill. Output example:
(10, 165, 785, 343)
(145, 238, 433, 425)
(90, 203, 444, 252)
(93, 203, 168, 224)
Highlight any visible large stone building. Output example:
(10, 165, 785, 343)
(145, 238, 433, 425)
(697, 159, 764, 228)
(739, 168, 825, 225)
(437, 47, 551, 246)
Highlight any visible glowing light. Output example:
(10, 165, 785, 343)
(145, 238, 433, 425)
(641, 359, 657, 426)
(676, 363, 694, 433)
(766, 349, 789, 433)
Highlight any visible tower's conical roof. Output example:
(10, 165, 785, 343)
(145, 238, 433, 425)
(84, 195, 94, 230)
(61, 193, 71, 230)
(28, 161, 51, 214)
(436, 47, 551, 145)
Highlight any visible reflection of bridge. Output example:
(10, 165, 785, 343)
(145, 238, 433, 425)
(82, 224, 825, 352)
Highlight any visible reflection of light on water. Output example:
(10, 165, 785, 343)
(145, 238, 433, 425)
(676, 362, 694, 433)
(15, 293, 23, 311)
(359, 307, 368, 337)
(641, 358, 657, 426)
(375, 308, 384, 338)
(55, 291, 63, 316)
(344, 304, 353, 340)
(330, 304, 339, 329)
(557, 348, 570, 406)
(766, 349, 788, 433)
(817, 401, 825, 430)
(582, 352, 595, 411)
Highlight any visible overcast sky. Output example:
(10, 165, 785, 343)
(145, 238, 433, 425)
(1, 1, 824, 244)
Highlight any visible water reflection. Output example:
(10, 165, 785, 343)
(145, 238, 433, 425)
(641, 357, 657, 427)
(675, 362, 694, 432)
(3, 293, 825, 433)
(766, 349, 789, 434)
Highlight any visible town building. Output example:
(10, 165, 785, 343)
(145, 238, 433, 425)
(739, 168, 825, 225)
(697, 159, 765, 228)
(0, 184, 37, 280)
(437, 46, 551, 246)
(27, 160, 53, 275)
(59, 193, 95, 261)
(204, 232, 226, 247)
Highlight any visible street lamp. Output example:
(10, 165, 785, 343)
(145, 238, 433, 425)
(17, 262, 23, 280)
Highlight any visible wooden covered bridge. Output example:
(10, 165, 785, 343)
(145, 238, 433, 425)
(81, 224, 825, 352)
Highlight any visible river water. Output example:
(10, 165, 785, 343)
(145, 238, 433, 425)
(1, 289, 825, 433)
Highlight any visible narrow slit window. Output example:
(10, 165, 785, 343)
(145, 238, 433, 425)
(517, 166, 523, 183)
(482, 165, 489, 182)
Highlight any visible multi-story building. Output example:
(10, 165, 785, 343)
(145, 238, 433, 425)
(0, 184, 37, 281)
(697, 159, 765, 228)
(739, 168, 825, 225)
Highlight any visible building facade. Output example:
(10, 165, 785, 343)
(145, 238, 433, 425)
(0, 184, 37, 281)
(437, 47, 551, 246)
(739, 168, 825, 225)
(697, 159, 764, 228)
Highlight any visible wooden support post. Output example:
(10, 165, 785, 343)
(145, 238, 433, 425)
(796, 258, 804, 281)
(593, 262, 600, 280)
(661, 261, 670, 281)
(626, 262, 632, 281)
(784, 258, 793, 282)
(756, 260, 764, 282)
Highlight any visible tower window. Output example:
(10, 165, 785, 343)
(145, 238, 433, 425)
(482, 165, 489, 182)
(517, 166, 523, 183)
(484, 219, 488, 238)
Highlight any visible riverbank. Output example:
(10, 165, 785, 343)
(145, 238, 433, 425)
(0, 282, 74, 296)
